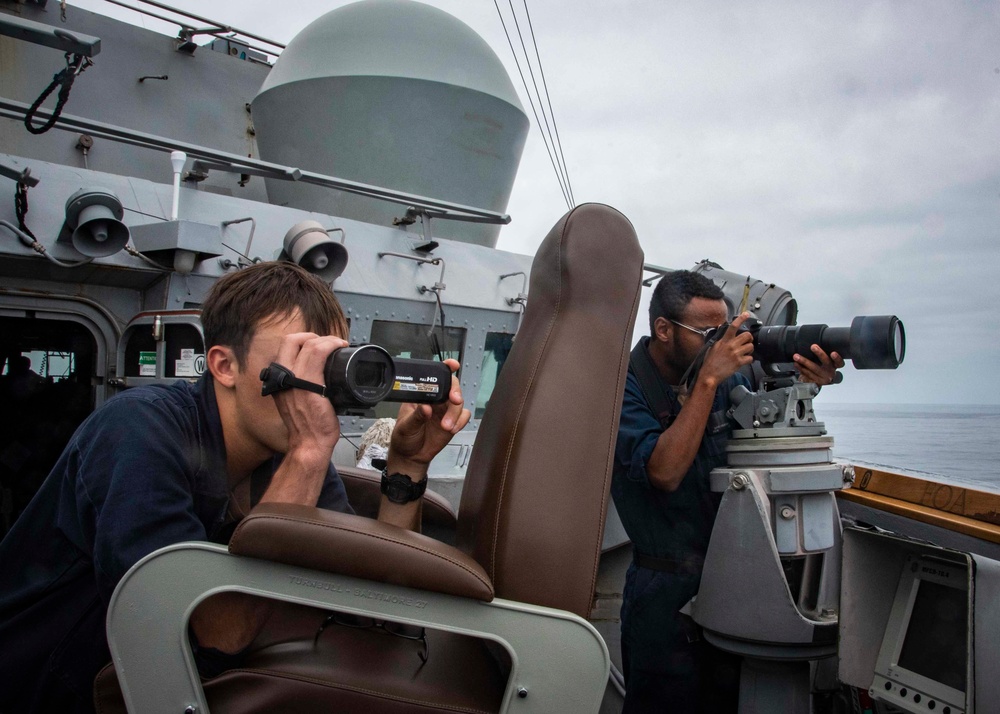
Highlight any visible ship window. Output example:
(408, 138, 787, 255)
(10, 350, 75, 381)
(475, 332, 514, 419)
(365, 321, 465, 419)
(121, 320, 205, 380)
(369, 321, 464, 363)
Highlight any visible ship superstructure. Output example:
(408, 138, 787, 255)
(2, 3, 999, 714)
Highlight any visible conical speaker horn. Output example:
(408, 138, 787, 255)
(63, 188, 129, 258)
(283, 220, 349, 281)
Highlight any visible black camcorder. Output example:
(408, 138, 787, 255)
(714, 315, 905, 370)
(259, 344, 451, 414)
(324, 345, 451, 411)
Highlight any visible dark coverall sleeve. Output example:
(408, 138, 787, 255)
(73, 395, 218, 606)
(614, 375, 664, 490)
(71, 394, 236, 680)
(317, 463, 354, 514)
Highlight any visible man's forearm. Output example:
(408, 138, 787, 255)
(376, 455, 427, 531)
(202, 451, 333, 653)
(258, 447, 331, 506)
(190, 591, 272, 654)
(645, 377, 718, 492)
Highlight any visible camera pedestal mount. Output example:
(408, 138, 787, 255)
(686, 381, 852, 713)
(727, 380, 826, 438)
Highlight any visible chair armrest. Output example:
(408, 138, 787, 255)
(229, 502, 493, 601)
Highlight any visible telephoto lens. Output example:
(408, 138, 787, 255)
(751, 315, 905, 369)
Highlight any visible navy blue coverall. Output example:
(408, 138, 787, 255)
(612, 338, 747, 713)
(0, 374, 351, 714)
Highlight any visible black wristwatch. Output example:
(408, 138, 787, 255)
(380, 469, 428, 504)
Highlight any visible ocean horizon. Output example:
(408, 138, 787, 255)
(815, 403, 1000, 492)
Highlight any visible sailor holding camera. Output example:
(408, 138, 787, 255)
(611, 270, 843, 714)
(0, 261, 469, 714)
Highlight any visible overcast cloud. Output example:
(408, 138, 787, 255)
(72, 0, 1000, 404)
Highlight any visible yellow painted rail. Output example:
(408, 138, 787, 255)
(836, 465, 1000, 545)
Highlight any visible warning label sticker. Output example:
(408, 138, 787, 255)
(139, 351, 156, 377)
(176, 353, 206, 377)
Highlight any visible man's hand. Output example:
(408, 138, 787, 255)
(378, 359, 470, 530)
(270, 332, 349, 462)
(259, 332, 348, 508)
(699, 312, 755, 388)
(793, 345, 845, 386)
(388, 358, 471, 472)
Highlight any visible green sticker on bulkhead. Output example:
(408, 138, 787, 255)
(139, 351, 156, 377)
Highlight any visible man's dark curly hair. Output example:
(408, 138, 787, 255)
(649, 270, 725, 334)
(200, 262, 348, 366)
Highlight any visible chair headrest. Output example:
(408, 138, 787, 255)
(457, 203, 643, 618)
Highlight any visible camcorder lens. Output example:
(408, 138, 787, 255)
(324, 345, 394, 409)
(354, 359, 386, 388)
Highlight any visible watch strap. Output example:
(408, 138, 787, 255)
(380, 469, 428, 504)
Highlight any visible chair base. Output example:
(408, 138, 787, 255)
(105, 542, 610, 713)
(97, 616, 510, 714)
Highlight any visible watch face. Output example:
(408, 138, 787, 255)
(387, 478, 410, 503)
(382, 471, 426, 504)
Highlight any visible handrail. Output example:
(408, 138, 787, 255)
(0, 98, 511, 225)
(96, 0, 285, 53)
(641, 263, 672, 287)
(0, 14, 101, 57)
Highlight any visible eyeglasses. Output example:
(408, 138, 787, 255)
(670, 319, 726, 340)
(315, 612, 428, 664)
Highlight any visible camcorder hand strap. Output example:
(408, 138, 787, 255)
(259, 363, 327, 398)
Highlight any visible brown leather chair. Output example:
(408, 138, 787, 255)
(98, 203, 643, 714)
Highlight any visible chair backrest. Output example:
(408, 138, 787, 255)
(456, 203, 643, 618)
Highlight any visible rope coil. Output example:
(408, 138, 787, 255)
(24, 52, 93, 135)
(14, 183, 37, 241)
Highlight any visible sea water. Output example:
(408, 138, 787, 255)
(817, 403, 1000, 492)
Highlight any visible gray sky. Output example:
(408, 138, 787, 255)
(71, 0, 1000, 404)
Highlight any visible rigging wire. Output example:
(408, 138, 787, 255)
(492, 0, 569, 209)
(503, 0, 569, 206)
(506, 0, 573, 207)
(520, 0, 574, 206)
(493, 0, 573, 210)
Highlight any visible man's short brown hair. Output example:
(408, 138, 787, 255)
(201, 262, 348, 365)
